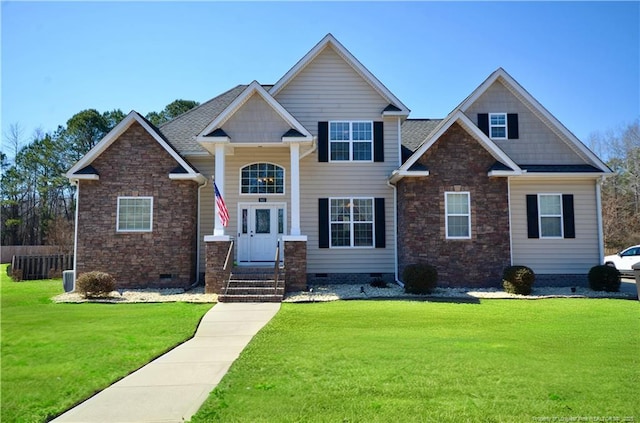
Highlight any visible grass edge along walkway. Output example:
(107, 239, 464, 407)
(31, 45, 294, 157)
(190, 299, 639, 423)
(0, 265, 213, 423)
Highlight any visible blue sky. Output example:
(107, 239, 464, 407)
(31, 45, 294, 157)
(1, 1, 638, 152)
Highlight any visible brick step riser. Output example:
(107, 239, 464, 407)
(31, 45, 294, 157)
(219, 295, 283, 303)
(227, 280, 283, 288)
(224, 288, 285, 296)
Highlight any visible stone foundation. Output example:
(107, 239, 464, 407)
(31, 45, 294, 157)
(205, 239, 234, 294)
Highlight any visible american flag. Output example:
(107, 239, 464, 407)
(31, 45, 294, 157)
(214, 182, 229, 227)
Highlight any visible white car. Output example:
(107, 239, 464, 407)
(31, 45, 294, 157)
(604, 245, 640, 277)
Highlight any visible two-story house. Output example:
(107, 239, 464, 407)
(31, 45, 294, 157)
(66, 34, 610, 298)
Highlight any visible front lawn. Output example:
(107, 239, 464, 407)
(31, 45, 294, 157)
(0, 265, 213, 423)
(191, 299, 639, 422)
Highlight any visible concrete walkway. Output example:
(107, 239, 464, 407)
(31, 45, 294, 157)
(52, 302, 281, 423)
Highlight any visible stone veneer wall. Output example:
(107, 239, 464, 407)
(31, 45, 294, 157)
(76, 121, 199, 289)
(284, 241, 307, 292)
(397, 122, 511, 288)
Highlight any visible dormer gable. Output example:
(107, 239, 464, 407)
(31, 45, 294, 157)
(195, 81, 312, 152)
(459, 68, 610, 172)
(66, 111, 205, 183)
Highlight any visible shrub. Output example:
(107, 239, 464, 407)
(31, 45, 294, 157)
(370, 277, 388, 288)
(403, 264, 438, 294)
(76, 271, 116, 298)
(588, 265, 621, 292)
(502, 266, 535, 295)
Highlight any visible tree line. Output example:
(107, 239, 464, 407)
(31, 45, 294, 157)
(0, 100, 199, 250)
(1, 106, 638, 255)
(588, 119, 640, 251)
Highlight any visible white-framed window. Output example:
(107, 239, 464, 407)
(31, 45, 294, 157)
(117, 197, 153, 232)
(240, 163, 285, 194)
(329, 197, 374, 247)
(445, 192, 471, 239)
(329, 121, 373, 161)
(489, 113, 507, 139)
(538, 194, 563, 238)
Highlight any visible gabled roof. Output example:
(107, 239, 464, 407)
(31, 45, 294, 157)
(269, 33, 410, 116)
(390, 111, 522, 183)
(66, 111, 205, 183)
(457, 68, 610, 173)
(196, 81, 312, 144)
(160, 85, 247, 155)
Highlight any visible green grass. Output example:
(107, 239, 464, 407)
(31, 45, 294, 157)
(191, 300, 639, 423)
(0, 264, 213, 423)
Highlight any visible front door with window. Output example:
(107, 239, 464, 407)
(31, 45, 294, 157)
(238, 204, 285, 263)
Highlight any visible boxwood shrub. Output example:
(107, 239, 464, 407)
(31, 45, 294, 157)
(403, 264, 438, 294)
(588, 265, 621, 292)
(502, 265, 535, 295)
(76, 271, 116, 299)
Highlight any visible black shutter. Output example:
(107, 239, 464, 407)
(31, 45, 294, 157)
(507, 114, 519, 139)
(374, 198, 385, 248)
(373, 121, 384, 162)
(526, 195, 539, 239)
(318, 122, 328, 162)
(478, 113, 489, 136)
(562, 194, 575, 238)
(318, 198, 329, 248)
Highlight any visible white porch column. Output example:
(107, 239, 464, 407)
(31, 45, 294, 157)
(213, 143, 226, 236)
(290, 142, 301, 236)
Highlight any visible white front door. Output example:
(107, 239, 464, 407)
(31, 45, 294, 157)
(238, 204, 285, 264)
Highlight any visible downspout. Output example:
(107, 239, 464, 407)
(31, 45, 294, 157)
(389, 116, 404, 287)
(192, 177, 209, 288)
(596, 176, 604, 264)
(507, 176, 513, 266)
(386, 180, 403, 288)
(72, 180, 79, 285)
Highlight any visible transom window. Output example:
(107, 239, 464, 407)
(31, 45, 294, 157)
(330, 121, 373, 161)
(489, 113, 507, 139)
(241, 163, 284, 194)
(445, 192, 471, 239)
(330, 198, 374, 247)
(538, 194, 563, 238)
(117, 197, 153, 232)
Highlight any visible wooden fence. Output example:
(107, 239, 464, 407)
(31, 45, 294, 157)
(10, 254, 74, 281)
(2, 246, 66, 263)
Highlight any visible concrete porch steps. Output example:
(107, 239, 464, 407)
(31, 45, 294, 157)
(219, 267, 285, 303)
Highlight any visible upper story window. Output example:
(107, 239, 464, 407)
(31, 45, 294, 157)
(445, 192, 471, 239)
(538, 194, 563, 238)
(241, 163, 284, 194)
(489, 113, 507, 139)
(117, 197, 153, 232)
(330, 121, 373, 161)
(330, 197, 374, 247)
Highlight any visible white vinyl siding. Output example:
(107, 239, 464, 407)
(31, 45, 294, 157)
(192, 44, 399, 274)
(465, 80, 591, 165)
(117, 197, 153, 232)
(223, 93, 291, 144)
(510, 178, 599, 274)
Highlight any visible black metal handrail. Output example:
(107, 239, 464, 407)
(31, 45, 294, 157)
(273, 241, 280, 292)
(223, 241, 234, 296)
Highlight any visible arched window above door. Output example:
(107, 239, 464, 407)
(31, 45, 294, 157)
(240, 163, 285, 194)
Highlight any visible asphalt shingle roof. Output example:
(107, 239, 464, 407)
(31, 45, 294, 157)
(159, 85, 248, 155)
(400, 119, 441, 162)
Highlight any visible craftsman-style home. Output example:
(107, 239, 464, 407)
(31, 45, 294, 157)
(66, 34, 610, 300)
